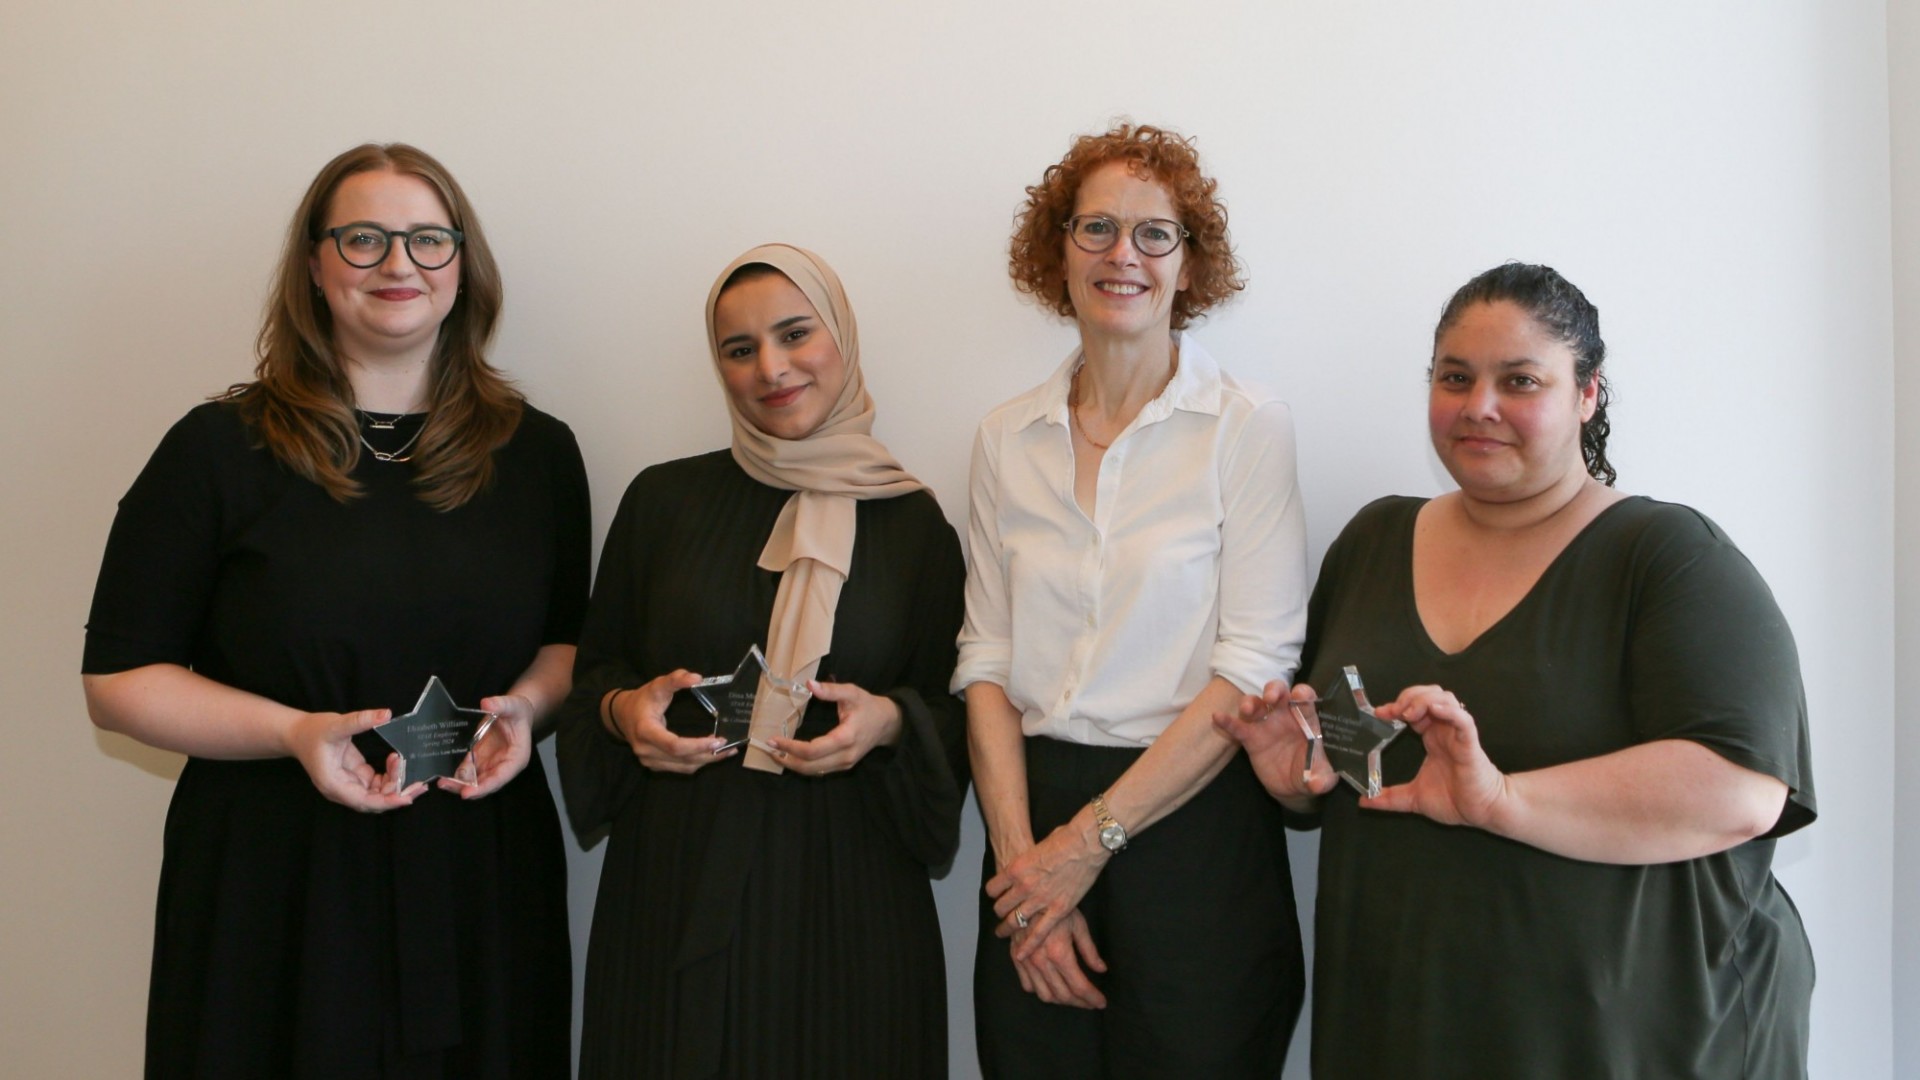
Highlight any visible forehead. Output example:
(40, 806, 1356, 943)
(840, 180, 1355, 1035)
(712, 271, 817, 328)
(325, 169, 452, 225)
(1434, 300, 1574, 370)
(1073, 160, 1177, 218)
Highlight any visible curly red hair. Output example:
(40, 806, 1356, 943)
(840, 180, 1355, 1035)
(1010, 122, 1244, 330)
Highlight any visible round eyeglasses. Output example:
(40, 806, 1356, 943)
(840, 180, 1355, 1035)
(323, 222, 466, 270)
(1062, 215, 1190, 258)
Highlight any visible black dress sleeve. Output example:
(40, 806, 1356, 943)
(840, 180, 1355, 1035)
(83, 404, 234, 674)
(537, 415, 593, 646)
(1625, 505, 1816, 837)
(860, 493, 969, 869)
(555, 468, 655, 836)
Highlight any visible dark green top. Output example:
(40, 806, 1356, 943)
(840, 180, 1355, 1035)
(1303, 496, 1815, 1080)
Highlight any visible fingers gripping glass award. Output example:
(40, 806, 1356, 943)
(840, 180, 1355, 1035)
(1290, 666, 1407, 798)
(689, 645, 812, 753)
(376, 676, 496, 785)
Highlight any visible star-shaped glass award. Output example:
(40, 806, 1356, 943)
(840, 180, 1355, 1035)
(688, 645, 811, 752)
(376, 676, 495, 784)
(1289, 665, 1406, 798)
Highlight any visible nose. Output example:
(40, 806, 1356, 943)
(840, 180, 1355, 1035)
(1463, 379, 1500, 420)
(378, 237, 416, 275)
(754, 340, 788, 383)
(1104, 232, 1140, 266)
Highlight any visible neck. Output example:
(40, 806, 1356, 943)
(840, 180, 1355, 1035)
(344, 350, 433, 414)
(1455, 469, 1605, 534)
(1075, 331, 1179, 417)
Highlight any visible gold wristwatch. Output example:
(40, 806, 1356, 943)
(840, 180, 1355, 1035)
(1090, 793, 1129, 853)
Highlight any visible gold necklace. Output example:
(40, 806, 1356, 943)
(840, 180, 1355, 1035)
(356, 412, 426, 463)
(1070, 352, 1180, 452)
(1069, 367, 1112, 451)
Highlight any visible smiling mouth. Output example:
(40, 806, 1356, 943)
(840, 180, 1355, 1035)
(1455, 435, 1510, 450)
(761, 385, 807, 407)
(370, 288, 422, 301)
(1095, 282, 1146, 296)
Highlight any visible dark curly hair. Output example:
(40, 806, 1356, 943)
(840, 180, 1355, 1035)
(1433, 262, 1616, 486)
(1010, 122, 1244, 330)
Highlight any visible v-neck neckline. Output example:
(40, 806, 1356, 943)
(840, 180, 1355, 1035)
(1401, 494, 1642, 659)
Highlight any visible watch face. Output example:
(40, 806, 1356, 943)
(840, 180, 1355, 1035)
(1099, 822, 1127, 851)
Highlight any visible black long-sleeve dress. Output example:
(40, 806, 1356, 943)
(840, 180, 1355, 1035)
(83, 401, 589, 1079)
(557, 450, 967, 1079)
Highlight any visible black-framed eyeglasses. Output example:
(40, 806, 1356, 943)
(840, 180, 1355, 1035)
(323, 222, 466, 270)
(1062, 215, 1190, 258)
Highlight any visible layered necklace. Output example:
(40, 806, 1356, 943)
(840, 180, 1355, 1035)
(355, 407, 426, 463)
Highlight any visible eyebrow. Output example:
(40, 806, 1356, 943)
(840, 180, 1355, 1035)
(718, 313, 814, 350)
(335, 219, 453, 231)
(1434, 355, 1546, 370)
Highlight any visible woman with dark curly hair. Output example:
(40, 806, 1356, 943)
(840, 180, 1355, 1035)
(1218, 263, 1816, 1078)
(82, 143, 585, 1075)
(955, 122, 1308, 1077)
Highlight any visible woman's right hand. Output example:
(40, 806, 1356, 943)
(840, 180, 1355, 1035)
(1213, 680, 1336, 807)
(284, 708, 427, 813)
(605, 670, 738, 773)
(1011, 908, 1109, 1010)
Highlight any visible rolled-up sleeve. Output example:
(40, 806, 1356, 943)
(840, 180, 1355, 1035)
(1210, 399, 1307, 694)
(952, 421, 1011, 692)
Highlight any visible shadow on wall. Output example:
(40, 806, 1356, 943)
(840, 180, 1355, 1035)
(93, 730, 186, 784)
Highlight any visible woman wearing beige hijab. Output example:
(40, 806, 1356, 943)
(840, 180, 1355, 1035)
(557, 244, 968, 1078)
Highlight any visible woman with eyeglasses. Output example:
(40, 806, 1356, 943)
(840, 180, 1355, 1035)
(1216, 263, 1815, 1078)
(82, 143, 586, 1076)
(555, 244, 967, 1078)
(955, 123, 1308, 1077)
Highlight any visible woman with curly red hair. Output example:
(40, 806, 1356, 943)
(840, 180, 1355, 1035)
(955, 122, 1309, 1076)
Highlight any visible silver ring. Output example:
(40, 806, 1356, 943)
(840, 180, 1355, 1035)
(1014, 911, 1030, 929)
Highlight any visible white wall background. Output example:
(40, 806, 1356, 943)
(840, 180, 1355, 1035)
(1892, 0, 1919, 1074)
(1, 2, 1903, 1076)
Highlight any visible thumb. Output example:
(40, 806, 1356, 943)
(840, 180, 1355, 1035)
(1361, 782, 1416, 815)
(806, 679, 853, 702)
(477, 695, 525, 721)
(343, 708, 394, 736)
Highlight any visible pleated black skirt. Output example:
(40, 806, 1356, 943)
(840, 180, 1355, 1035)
(577, 742, 948, 1079)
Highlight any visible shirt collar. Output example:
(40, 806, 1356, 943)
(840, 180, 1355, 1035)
(1011, 330, 1223, 432)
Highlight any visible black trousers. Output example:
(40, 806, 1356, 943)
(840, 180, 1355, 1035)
(974, 737, 1305, 1080)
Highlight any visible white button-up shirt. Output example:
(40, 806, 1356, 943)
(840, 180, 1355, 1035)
(952, 333, 1307, 748)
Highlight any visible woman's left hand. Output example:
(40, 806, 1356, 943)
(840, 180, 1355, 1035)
(440, 693, 535, 799)
(1367, 684, 1506, 827)
(986, 822, 1107, 959)
(766, 680, 902, 776)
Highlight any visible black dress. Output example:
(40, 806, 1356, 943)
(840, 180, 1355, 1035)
(557, 450, 967, 1080)
(83, 401, 590, 1079)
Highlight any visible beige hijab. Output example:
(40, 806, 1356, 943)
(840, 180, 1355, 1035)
(705, 243, 926, 772)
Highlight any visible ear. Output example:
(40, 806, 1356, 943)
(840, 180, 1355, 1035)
(308, 247, 323, 291)
(1577, 373, 1600, 423)
(1176, 254, 1191, 294)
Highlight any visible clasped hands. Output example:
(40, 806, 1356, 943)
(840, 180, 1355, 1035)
(286, 692, 534, 813)
(1213, 679, 1508, 828)
(984, 822, 1112, 1010)
(607, 670, 900, 776)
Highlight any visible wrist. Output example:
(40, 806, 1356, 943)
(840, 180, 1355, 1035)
(278, 707, 319, 759)
(1075, 802, 1120, 863)
(1473, 770, 1521, 837)
(600, 688, 631, 739)
(989, 828, 1035, 871)
(877, 693, 906, 747)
